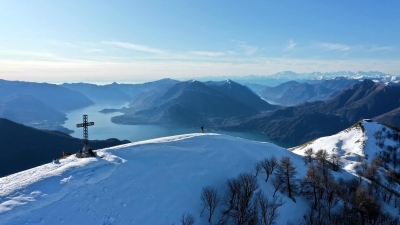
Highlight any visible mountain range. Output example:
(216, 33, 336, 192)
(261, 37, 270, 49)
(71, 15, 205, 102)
(0, 79, 94, 132)
(2, 73, 400, 224)
(191, 70, 399, 86)
(61, 83, 131, 103)
(61, 79, 180, 103)
(2, 73, 400, 160)
(111, 80, 278, 126)
(0, 79, 93, 112)
(223, 79, 400, 145)
(0, 95, 70, 133)
(259, 78, 361, 106)
(0, 78, 179, 132)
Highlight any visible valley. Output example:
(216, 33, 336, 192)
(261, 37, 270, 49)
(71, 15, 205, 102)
(2, 72, 400, 225)
(62, 102, 293, 148)
(2, 2, 399, 224)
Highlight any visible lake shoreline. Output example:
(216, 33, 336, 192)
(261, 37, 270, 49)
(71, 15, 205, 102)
(63, 102, 294, 148)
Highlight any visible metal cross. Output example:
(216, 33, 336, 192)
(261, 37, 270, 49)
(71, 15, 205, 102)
(76, 115, 94, 146)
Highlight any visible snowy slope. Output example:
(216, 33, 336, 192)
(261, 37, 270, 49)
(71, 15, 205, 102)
(291, 120, 398, 174)
(0, 133, 314, 225)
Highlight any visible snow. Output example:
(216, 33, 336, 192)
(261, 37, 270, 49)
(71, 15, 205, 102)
(3, 123, 398, 224)
(1, 133, 312, 225)
(291, 120, 399, 176)
(291, 122, 366, 173)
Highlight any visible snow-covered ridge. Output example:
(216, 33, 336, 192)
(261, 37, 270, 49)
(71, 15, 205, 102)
(290, 120, 400, 175)
(0, 133, 309, 224)
(2, 126, 399, 224)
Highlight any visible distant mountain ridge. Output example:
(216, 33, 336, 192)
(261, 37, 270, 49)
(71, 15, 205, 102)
(106, 78, 180, 98)
(61, 83, 131, 103)
(223, 79, 400, 145)
(0, 94, 70, 132)
(0, 79, 95, 132)
(260, 78, 361, 106)
(61, 79, 180, 103)
(0, 79, 93, 112)
(269, 70, 398, 81)
(111, 80, 278, 126)
(189, 71, 399, 86)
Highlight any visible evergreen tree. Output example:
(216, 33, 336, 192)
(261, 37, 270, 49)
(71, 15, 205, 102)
(275, 156, 298, 202)
(302, 163, 322, 210)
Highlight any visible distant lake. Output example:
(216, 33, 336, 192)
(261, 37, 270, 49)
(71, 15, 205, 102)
(63, 103, 294, 148)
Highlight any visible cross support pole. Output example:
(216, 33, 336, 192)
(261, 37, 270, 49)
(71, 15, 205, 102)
(76, 115, 95, 158)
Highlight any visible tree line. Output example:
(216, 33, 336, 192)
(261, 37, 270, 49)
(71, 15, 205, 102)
(178, 148, 399, 225)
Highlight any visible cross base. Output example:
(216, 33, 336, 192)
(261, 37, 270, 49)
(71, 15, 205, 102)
(75, 144, 97, 158)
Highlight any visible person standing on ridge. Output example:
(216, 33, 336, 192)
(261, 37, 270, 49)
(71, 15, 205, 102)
(201, 125, 204, 133)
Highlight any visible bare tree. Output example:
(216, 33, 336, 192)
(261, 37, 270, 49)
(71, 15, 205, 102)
(315, 149, 331, 186)
(302, 163, 322, 210)
(256, 190, 285, 225)
(356, 168, 364, 183)
(315, 149, 328, 170)
(353, 187, 382, 225)
(254, 162, 262, 177)
(223, 173, 259, 225)
(302, 208, 317, 225)
(261, 156, 278, 182)
(275, 156, 298, 202)
(271, 176, 282, 197)
(303, 148, 314, 166)
(323, 177, 340, 220)
(200, 186, 219, 223)
(329, 154, 340, 171)
(223, 177, 240, 215)
(181, 212, 195, 225)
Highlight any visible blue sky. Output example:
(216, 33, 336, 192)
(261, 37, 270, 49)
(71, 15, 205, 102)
(0, 0, 399, 83)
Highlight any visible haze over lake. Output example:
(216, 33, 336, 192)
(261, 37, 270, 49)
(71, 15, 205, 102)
(63, 103, 293, 148)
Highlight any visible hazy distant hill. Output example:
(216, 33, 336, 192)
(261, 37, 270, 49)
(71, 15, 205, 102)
(318, 77, 361, 90)
(61, 83, 131, 103)
(242, 82, 267, 93)
(0, 79, 93, 112)
(195, 71, 398, 86)
(0, 118, 130, 177)
(260, 78, 360, 106)
(204, 79, 278, 111)
(106, 78, 180, 98)
(112, 80, 268, 126)
(0, 95, 69, 131)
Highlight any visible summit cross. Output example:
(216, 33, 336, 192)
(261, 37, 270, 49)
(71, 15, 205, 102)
(76, 115, 94, 146)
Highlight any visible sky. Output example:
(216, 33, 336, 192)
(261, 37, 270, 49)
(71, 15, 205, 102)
(0, 0, 399, 83)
